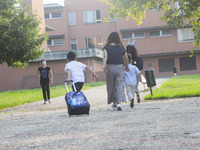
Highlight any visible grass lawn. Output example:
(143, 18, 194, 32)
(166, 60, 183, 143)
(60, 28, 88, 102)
(144, 74, 200, 100)
(0, 81, 106, 110)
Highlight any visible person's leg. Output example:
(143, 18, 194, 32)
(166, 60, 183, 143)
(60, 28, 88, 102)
(130, 85, 136, 108)
(125, 84, 135, 108)
(74, 82, 84, 92)
(45, 80, 51, 103)
(40, 80, 47, 104)
(106, 65, 117, 105)
(135, 75, 141, 103)
(115, 65, 126, 110)
(125, 84, 133, 101)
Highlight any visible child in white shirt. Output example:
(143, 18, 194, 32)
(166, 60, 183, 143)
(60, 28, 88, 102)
(64, 51, 98, 92)
(125, 54, 141, 108)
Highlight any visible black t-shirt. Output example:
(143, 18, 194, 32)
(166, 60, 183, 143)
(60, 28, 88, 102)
(38, 67, 51, 80)
(103, 45, 125, 64)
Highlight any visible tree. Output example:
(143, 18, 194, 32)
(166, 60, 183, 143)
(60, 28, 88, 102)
(99, 0, 200, 52)
(0, 0, 48, 68)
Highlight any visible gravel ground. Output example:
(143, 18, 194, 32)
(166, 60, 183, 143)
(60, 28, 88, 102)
(1, 78, 200, 150)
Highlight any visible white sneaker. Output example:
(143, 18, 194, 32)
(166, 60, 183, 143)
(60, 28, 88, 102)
(117, 104, 122, 111)
(111, 104, 117, 110)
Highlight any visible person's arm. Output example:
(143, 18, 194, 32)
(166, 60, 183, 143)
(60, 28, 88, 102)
(66, 69, 71, 82)
(37, 70, 40, 84)
(123, 52, 129, 72)
(49, 70, 53, 85)
(136, 68, 142, 82)
(85, 66, 98, 78)
(102, 49, 108, 73)
(138, 73, 142, 82)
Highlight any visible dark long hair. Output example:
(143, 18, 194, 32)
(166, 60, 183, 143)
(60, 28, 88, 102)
(105, 32, 123, 47)
(126, 45, 138, 62)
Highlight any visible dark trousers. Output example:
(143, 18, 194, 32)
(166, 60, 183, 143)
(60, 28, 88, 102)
(40, 79, 50, 100)
(72, 82, 84, 92)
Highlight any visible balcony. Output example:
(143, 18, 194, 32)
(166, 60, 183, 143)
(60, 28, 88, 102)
(37, 48, 103, 61)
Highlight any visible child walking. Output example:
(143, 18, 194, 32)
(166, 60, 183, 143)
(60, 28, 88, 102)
(64, 51, 98, 92)
(37, 59, 53, 104)
(125, 55, 141, 108)
(126, 45, 143, 103)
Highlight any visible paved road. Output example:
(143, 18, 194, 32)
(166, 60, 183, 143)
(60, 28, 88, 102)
(1, 78, 200, 150)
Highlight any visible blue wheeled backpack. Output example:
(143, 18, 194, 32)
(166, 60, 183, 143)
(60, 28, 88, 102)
(64, 81, 90, 116)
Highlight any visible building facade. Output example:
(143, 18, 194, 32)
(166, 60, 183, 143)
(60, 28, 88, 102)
(45, 0, 200, 77)
(0, 0, 199, 91)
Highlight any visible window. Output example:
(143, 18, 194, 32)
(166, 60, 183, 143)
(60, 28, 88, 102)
(134, 32, 145, 39)
(86, 37, 102, 49)
(122, 32, 145, 40)
(150, 29, 173, 37)
(162, 29, 173, 36)
(83, 10, 101, 24)
(70, 39, 77, 50)
(45, 12, 62, 19)
(122, 33, 132, 39)
(179, 56, 196, 71)
(47, 38, 64, 46)
(159, 58, 175, 72)
(150, 31, 160, 37)
(110, 16, 117, 22)
(177, 28, 194, 42)
(52, 13, 61, 18)
(45, 14, 50, 19)
(68, 12, 76, 25)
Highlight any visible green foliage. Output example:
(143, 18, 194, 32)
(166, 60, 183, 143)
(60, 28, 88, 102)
(0, 0, 48, 68)
(99, 0, 200, 48)
(0, 82, 106, 110)
(144, 74, 200, 100)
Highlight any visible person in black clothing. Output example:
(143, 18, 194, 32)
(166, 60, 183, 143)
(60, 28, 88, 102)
(37, 59, 53, 104)
(126, 45, 143, 103)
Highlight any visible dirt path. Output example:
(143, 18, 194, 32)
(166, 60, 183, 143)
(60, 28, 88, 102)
(0, 78, 169, 113)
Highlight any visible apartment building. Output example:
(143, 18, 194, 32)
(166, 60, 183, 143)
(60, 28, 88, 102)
(45, 0, 200, 77)
(0, 0, 199, 91)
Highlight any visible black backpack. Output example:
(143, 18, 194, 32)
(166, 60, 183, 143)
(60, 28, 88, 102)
(134, 56, 143, 70)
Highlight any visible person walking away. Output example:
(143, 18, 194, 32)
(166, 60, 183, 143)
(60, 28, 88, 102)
(126, 45, 143, 103)
(65, 51, 98, 92)
(125, 54, 141, 108)
(103, 32, 129, 111)
(37, 59, 53, 104)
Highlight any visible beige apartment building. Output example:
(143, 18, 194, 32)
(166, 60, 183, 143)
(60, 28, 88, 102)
(45, 0, 200, 76)
(0, 0, 199, 91)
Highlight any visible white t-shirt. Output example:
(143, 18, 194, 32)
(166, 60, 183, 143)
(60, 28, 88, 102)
(125, 64, 140, 85)
(65, 61, 86, 83)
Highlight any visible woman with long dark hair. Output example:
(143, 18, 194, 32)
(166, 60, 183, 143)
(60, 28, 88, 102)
(103, 32, 129, 111)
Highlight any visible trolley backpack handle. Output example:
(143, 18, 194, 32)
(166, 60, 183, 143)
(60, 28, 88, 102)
(64, 80, 77, 93)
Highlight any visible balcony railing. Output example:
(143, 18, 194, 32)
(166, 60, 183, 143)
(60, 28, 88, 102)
(36, 48, 103, 62)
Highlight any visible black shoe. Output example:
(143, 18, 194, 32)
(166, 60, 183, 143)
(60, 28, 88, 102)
(137, 95, 141, 103)
(130, 99, 134, 108)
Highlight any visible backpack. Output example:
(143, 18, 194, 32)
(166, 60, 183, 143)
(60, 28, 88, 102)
(135, 56, 143, 70)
